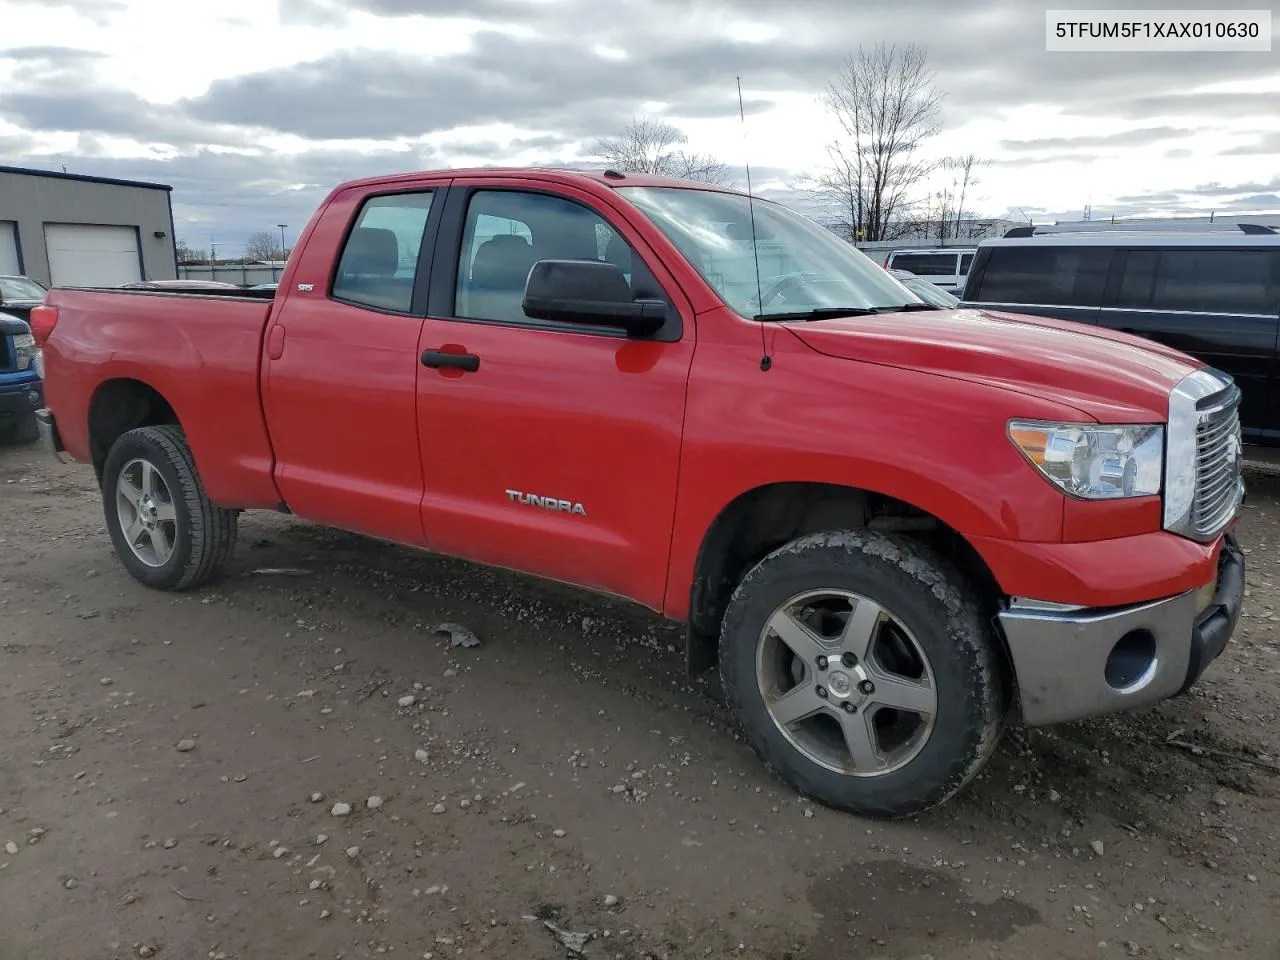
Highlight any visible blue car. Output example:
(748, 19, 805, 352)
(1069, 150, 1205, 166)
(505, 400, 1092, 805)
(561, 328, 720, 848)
(0, 310, 42, 444)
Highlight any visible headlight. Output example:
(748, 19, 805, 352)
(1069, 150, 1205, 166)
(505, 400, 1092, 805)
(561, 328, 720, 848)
(1008, 420, 1163, 499)
(13, 333, 37, 372)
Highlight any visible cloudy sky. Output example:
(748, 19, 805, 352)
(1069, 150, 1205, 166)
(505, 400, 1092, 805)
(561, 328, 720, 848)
(1, 0, 1278, 255)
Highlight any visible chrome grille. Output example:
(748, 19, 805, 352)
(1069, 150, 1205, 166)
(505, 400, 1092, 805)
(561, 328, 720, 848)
(1191, 388, 1243, 539)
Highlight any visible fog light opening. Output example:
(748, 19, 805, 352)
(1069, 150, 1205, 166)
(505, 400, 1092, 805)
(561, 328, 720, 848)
(1105, 629, 1158, 693)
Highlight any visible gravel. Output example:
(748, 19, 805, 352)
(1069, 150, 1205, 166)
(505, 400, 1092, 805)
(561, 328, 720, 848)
(175, 738, 196, 753)
(330, 802, 352, 817)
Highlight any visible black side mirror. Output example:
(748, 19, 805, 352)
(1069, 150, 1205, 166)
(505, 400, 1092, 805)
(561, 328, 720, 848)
(522, 259, 667, 336)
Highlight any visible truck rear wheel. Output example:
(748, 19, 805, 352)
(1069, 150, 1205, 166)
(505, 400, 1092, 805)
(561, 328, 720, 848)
(719, 530, 1006, 818)
(101, 425, 238, 591)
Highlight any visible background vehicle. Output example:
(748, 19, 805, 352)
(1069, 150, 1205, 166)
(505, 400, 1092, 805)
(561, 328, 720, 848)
(887, 268, 961, 308)
(0, 274, 48, 324)
(960, 227, 1280, 445)
(120, 279, 242, 291)
(0, 311, 42, 443)
(884, 248, 975, 294)
(29, 167, 1245, 819)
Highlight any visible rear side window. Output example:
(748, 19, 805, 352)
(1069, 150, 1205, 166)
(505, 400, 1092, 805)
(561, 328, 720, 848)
(332, 191, 435, 313)
(959, 252, 974, 274)
(890, 252, 958, 275)
(973, 246, 1109, 306)
(1117, 248, 1280, 315)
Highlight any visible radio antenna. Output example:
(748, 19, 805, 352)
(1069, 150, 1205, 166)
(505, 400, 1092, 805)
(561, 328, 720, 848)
(737, 76, 771, 372)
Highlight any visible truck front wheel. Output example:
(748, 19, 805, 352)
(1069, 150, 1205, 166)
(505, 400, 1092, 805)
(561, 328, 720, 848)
(101, 425, 238, 591)
(719, 530, 1006, 818)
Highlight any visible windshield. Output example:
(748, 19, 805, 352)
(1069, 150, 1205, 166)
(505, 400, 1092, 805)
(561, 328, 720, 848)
(0, 276, 47, 301)
(901, 276, 960, 308)
(617, 186, 922, 319)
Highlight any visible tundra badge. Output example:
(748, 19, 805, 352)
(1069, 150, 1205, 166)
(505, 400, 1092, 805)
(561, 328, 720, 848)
(505, 489, 587, 516)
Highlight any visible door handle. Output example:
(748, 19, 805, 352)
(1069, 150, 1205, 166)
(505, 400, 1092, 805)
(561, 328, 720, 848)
(421, 349, 479, 372)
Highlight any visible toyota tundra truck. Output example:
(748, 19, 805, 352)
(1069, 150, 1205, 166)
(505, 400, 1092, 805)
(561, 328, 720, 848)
(29, 167, 1245, 818)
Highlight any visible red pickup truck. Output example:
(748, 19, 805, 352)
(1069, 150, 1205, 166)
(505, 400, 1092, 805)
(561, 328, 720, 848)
(31, 167, 1245, 818)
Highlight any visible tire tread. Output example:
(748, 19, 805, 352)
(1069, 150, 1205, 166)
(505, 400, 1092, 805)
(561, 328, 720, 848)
(718, 529, 1006, 819)
(103, 425, 238, 591)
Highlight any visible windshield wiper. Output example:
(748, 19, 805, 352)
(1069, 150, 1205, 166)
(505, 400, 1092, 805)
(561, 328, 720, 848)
(876, 303, 942, 312)
(754, 307, 880, 321)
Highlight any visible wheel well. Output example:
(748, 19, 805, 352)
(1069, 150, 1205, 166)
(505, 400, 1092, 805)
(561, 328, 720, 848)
(686, 482, 1004, 674)
(88, 379, 180, 483)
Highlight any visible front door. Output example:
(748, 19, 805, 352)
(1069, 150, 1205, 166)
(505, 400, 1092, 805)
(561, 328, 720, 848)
(413, 180, 695, 610)
(264, 185, 444, 544)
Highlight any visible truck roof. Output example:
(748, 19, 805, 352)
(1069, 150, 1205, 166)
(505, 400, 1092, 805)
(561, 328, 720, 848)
(331, 166, 747, 197)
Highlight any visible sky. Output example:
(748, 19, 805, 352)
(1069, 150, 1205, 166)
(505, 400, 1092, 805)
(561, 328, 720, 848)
(1, 0, 1278, 256)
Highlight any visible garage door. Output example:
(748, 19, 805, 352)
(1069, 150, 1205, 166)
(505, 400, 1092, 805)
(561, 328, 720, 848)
(44, 224, 142, 287)
(0, 222, 19, 275)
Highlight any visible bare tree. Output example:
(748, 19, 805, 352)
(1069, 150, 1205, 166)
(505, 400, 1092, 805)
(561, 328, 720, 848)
(808, 42, 945, 243)
(943, 154, 990, 238)
(591, 117, 732, 185)
(175, 239, 207, 263)
(244, 231, 284, 262)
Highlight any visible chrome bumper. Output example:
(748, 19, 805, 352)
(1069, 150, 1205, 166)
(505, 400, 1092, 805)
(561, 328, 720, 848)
(998, 534, 1245, 726)
(34, 407, 71, 463)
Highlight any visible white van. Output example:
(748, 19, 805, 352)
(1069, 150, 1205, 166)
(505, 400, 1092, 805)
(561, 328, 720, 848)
(884, 248, 976, 294)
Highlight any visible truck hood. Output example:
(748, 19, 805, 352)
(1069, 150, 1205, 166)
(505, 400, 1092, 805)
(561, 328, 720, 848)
(786, 307, 1199, 422)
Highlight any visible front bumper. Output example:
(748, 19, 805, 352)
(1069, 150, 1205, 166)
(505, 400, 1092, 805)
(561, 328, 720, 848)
(0, 378, 43, 422)
(998, 532, 1245, 726)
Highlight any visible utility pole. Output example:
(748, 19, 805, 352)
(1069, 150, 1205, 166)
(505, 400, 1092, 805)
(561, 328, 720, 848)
(277, 224, 288, 260)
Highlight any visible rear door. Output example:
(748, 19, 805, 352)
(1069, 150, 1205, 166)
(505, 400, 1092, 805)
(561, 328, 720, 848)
(1098, 245, 1280, 441)
(263, 182, 448, 544)
(412, 177, 695, 610)
(961, 243, 1109, 325)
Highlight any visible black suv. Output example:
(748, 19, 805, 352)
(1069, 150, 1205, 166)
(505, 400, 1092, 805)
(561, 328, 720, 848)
(960, 228, 1280, 445)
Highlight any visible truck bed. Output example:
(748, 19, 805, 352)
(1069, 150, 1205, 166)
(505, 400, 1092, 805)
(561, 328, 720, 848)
(41, 287, 282, 508)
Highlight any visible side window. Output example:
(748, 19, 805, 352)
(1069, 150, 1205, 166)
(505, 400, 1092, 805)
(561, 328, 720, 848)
(959, 252, 974, 274)
(332, 191, 434, 313)
(1149, 249, 1278, 315)
(891, 253, 957, 275)
(454, 190, 661, 325)
(974, 246, 1109, 306)
(1116, 250, 1158, 309)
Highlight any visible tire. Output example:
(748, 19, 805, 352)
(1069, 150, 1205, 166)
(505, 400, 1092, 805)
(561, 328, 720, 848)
(0, 415, 38, 445)
(101, 425, 239, 591)
(719, 529, 1006, 819)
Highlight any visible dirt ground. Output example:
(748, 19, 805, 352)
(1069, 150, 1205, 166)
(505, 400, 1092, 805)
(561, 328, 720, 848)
(1, 440, 1277, 960)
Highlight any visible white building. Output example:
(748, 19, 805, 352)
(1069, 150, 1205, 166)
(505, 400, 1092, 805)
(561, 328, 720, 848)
(0, 164, 177, 287)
